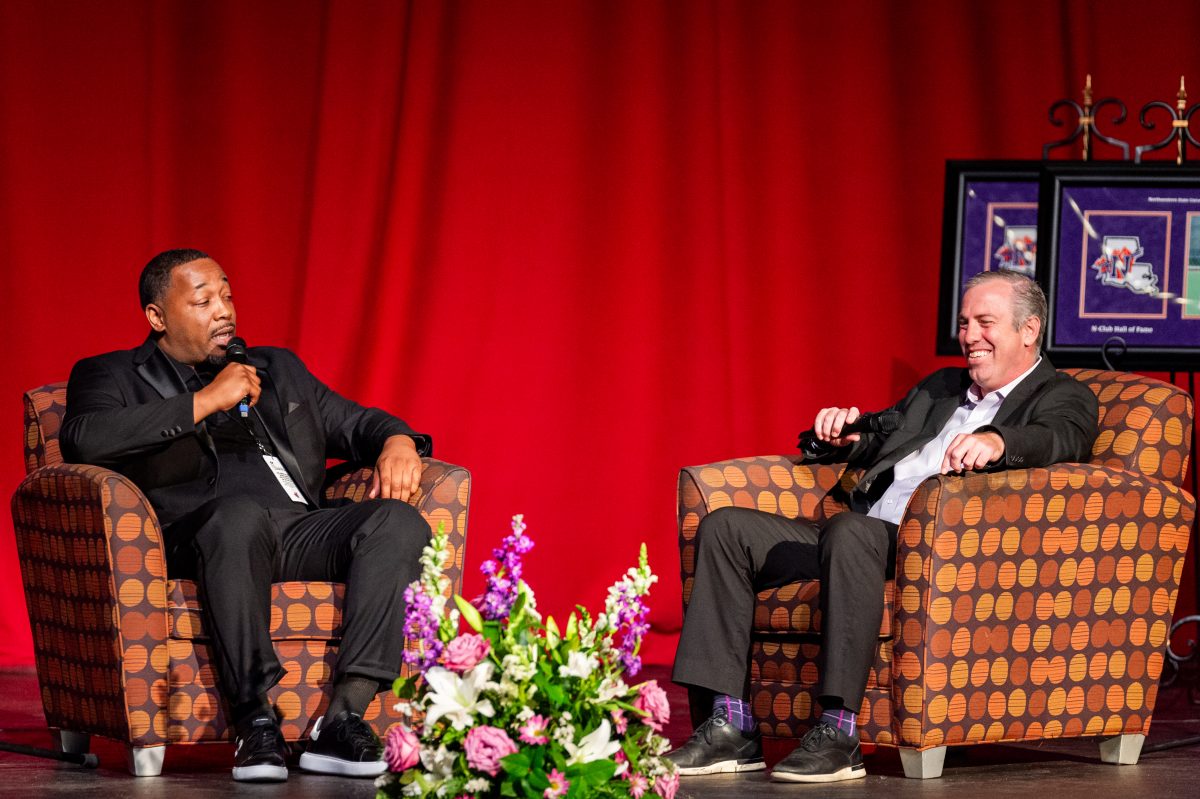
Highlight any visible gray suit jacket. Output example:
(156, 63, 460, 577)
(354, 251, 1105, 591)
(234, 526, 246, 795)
(816, 358, 1099, 513)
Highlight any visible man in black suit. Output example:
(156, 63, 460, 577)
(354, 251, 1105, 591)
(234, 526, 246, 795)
(667, 270, 1099, 783)
(62, 249, 432, 782)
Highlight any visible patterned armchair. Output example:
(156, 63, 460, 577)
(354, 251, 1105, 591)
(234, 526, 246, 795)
(12, 382, 470, 776)
(677, 369, 1195, 778)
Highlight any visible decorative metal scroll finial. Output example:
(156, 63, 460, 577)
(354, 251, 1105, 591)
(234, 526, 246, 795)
(1133, 75, 1200, 164)
(1044, 74, 1130, 160)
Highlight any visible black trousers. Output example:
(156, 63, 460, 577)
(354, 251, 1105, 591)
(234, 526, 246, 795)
(164, 496, 431, 707)
(672, 506, 897, 716)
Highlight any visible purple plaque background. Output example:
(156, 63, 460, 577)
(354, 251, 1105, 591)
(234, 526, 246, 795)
(960, 180, 1039, 289)
(1054, 185, 1200, 349)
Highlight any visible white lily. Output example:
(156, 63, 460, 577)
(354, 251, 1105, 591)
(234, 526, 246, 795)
(422, 662, 496, 730)
(419, 744, 455, 780)
(565, 718, 621, 765)
(594, 675, 628, 703)
(558, 649, 598, 680)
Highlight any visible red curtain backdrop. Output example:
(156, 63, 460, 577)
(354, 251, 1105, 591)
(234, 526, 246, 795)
(2, 0, 1198, 666)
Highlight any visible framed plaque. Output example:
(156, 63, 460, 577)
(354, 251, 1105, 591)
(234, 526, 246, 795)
(1037, 164, 1200, 370)
(937, 160, 1043, 355)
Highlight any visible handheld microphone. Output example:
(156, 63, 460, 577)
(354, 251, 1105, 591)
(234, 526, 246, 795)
(225, 336, 251, 418)
(797, 410, 903, 459)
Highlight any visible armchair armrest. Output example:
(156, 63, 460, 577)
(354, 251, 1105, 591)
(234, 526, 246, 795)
(890, 462, 1196, 750)
(322, 457, 471, 595)
(11, 463, 170, 745)
(677, 455, 852, 606)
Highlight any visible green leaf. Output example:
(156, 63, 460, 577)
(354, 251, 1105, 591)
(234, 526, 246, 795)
(453, 594, 484, 632)
(510, 584, 527, 619)
(482, 626, 502, 650)
(499, 780, 518, 797)
(545, 614, 560, 641)
(527, 767, 550, 790)
(391, 675, 414, 697)
(533, 671, 566, 706)
(622, 736, 639, 761)
(567, 758, 617, 784)
(500, 750, 532, 778)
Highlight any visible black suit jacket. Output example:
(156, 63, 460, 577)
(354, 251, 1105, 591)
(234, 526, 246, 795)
(61, 336, 431, 527)
(816, 358, 1099, 512)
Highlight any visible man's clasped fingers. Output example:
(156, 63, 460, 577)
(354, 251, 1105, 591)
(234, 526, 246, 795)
(815, 406, 860, 441)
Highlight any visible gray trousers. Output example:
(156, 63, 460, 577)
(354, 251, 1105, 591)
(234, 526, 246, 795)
(672, 506, 897, 719)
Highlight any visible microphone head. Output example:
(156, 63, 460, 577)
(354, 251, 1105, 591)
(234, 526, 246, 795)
(873, 410, 904, 435)
(225, 336, 249, 364)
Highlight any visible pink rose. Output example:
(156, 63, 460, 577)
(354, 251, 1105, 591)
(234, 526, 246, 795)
(444, 633, 491, 673)
(633, 680, 670, 732)
(654, 771, 679, 799)
(383, 724, 421, 772)
(464, 725, 518, 776)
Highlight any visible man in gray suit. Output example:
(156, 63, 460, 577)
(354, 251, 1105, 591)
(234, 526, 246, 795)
(667, 270, 1099, 783)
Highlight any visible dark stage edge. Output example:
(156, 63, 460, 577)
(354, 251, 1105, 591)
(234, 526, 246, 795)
(2, 665, 1199, 798)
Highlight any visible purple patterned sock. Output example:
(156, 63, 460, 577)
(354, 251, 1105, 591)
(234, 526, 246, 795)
(713, 694, 755, 734)
(821, 707, 858, 739)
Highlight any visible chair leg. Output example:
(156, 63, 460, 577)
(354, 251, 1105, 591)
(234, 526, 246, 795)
(899, 745, 946, 779)
(125, 745, 166, 777)
(1098, 733, 1144, 765)
(52, 730, 90, 755)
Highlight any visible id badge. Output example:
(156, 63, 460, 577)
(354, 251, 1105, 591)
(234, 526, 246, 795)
(262, 455, 307, 504)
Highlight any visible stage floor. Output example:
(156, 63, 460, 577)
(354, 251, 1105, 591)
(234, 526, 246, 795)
(2, 665, 1198, 798)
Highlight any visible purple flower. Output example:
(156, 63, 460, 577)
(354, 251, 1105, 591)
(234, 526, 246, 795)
(402, 584, 443, 674)
(610, 580, 651, 675)
(464, 725, 518, 776)
(477, 514, 535, 621)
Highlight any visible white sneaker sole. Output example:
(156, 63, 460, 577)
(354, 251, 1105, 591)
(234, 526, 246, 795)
(771, 764, 866, 783)
(299, 751, 387, 777)
(676, 759, 766, 776)
(231, 763, 288, 782)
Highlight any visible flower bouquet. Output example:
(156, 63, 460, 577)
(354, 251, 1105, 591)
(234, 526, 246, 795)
(377, 515, 679, 799)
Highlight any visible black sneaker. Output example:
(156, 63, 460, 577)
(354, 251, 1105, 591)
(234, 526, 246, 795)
(232, 715, 289, 782)
(664, 713, 765, 775)
(299, 711, 386, 777)
(771, 721, 865, 783)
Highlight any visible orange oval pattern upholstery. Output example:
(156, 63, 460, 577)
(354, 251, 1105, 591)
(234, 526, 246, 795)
(12, 382, 470, 752)
(678, 370, 1195, 749)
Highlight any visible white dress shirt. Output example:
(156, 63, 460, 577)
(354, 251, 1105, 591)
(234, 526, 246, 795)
(866, 358, 1042, 525)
